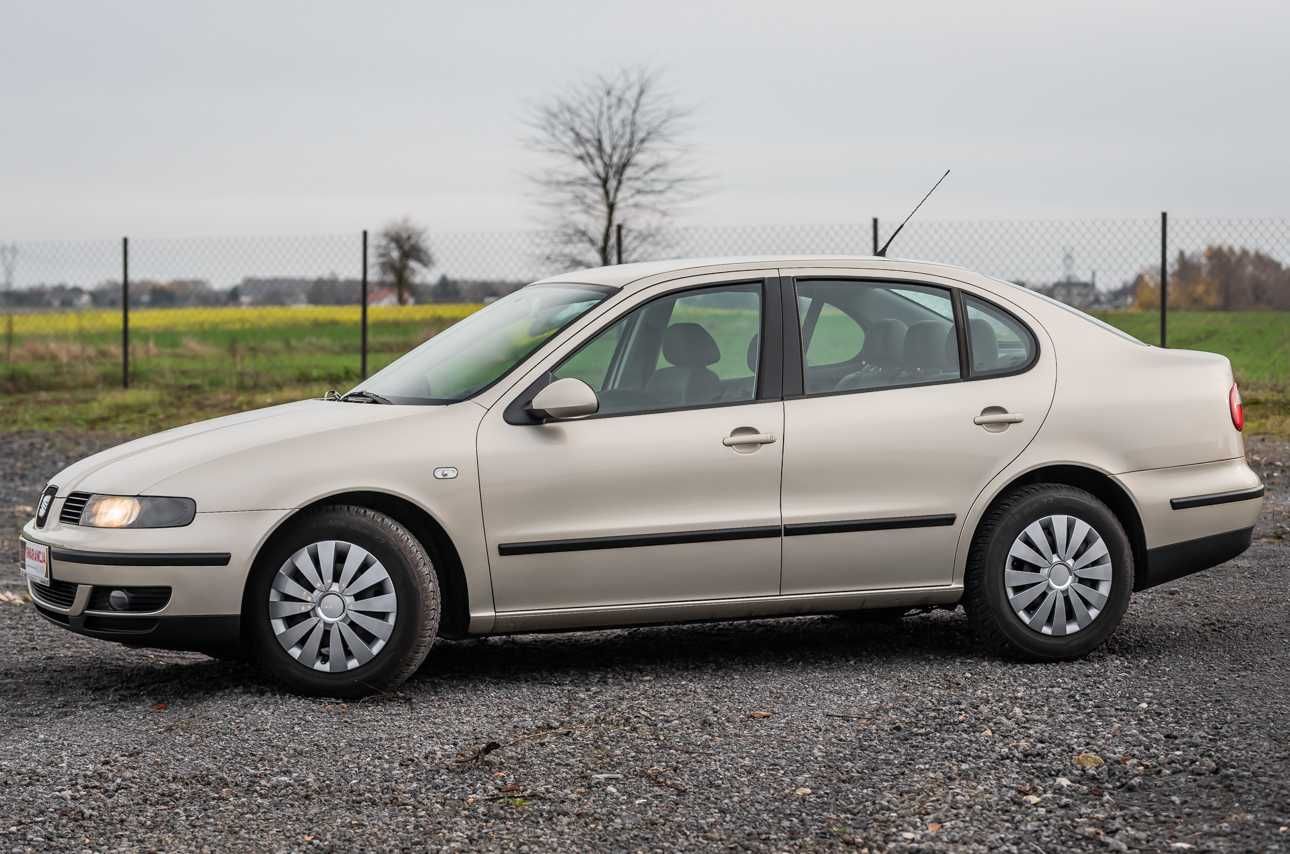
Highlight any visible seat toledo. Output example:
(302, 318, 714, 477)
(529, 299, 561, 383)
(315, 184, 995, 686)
(20, 257, 1264, 696)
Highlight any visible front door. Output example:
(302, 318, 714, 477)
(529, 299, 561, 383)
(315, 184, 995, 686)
(777, 273, 1056, 594)
(477, 274, 785, 614)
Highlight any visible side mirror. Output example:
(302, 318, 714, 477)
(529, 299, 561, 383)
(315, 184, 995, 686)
(527, 377, 599, 421)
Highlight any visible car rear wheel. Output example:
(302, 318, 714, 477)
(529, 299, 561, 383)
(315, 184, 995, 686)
(964, 484, 1132, 661)
(246, 505, 439, 697)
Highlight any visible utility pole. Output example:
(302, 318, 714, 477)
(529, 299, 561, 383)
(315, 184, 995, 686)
(1160, 211, 1168, 348)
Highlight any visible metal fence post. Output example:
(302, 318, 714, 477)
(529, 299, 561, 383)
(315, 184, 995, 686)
(122, 236, 129, 389)
(361, 229, 369, 380)
(1160, 211, 1168, 348)
(871, 217, 879, 255)
(615, 222, 624, 265)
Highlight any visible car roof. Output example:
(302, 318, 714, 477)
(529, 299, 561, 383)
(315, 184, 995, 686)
(534, 255, 983, 292)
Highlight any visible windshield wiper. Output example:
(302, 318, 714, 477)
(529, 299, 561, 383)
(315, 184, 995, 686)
(338, 389, 394, 405)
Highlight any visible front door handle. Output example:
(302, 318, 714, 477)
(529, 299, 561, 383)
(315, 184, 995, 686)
(723, 429, 777, 447)
(974, 408, 1025, 429)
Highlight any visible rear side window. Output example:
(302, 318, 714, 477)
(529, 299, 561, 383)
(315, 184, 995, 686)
(963, 295, 1036, 376)
(796, 280, 960, 394)
(805, 304, 864, 367)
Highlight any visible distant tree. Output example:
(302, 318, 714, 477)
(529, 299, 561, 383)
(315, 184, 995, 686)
(432, 275, 463, 303)
(1132, 245, 1290, 311)
(526, 67, 704, 268)
(375, 218, 433, 306)
(1200, 245, 1290, 310)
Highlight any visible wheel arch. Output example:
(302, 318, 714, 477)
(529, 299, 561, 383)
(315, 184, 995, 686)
(964, 464, 1148, 589)
(241, 490, 472, 639)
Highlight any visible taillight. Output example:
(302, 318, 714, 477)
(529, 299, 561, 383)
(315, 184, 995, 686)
(1229, 382, 1245, 432)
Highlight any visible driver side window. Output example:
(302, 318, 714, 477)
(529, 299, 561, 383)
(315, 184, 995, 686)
(552, 282, 763, 416)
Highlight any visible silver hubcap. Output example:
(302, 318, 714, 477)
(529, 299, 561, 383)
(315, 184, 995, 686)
(1005, 514, 1113, 636)
(269, 540, 397, 672)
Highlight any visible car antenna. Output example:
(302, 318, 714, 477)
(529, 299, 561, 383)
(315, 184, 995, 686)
(875, 169, 950, 258)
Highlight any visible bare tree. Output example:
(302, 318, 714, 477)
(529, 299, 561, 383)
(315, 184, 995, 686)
(526, 68, 703, 268)
(375, 218, 433, 306)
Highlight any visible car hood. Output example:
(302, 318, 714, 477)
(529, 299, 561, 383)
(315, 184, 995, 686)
(51, 399, 472, 509)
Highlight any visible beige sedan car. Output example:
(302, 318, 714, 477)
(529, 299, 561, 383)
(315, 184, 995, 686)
(20, 257, 1264, 696)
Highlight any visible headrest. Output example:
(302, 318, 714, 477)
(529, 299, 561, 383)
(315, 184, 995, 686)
(969, 318, 998, 370)
(746, 334, 760, 373)
(662, 322, 720, 367)
(903, 321, 955, 371)
(863, 318, 908, 365)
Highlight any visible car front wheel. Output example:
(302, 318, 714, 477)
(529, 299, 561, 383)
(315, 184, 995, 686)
(964, 484, 1133, 661)
(246, 505, 439, 697)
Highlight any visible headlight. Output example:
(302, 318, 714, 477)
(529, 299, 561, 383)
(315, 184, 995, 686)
(81, 495, 196, 529)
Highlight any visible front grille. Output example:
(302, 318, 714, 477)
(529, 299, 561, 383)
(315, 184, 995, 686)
(59, 492, 91, 526)
(87, 585, 171, 613)
(30, 578, 78, 609)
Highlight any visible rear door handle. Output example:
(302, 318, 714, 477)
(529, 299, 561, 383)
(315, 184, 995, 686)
(723, 430, 777, 447)
(974, 410, 1025, 426)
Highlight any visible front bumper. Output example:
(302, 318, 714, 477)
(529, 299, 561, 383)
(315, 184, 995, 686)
(30, 593, 241, 654)
(20, 507, 288, 652)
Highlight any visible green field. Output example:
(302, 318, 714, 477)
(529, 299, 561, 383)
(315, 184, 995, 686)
(0, 304, 478, 394)
(1, 306, 1285, 437)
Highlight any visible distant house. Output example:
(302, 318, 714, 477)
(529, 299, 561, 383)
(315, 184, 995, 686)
(1046, 279, 1099, 308)
(236, 277, 311, 306)
(367, 286, 412, 306)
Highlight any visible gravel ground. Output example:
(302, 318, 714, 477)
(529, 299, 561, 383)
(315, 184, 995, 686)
(1, 432, 1287, 853)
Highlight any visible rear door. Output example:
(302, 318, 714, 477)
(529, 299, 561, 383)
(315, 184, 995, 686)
(778, 271, 1056, 594)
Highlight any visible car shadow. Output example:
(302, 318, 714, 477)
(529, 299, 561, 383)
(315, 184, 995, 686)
(0, 646, 262, 707)
(411, 611, 985, 687)
(0, 603, 1237, 706)
(1, 612, 981, 706)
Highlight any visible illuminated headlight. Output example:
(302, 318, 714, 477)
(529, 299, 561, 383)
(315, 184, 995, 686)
(81, 495, 196, 529)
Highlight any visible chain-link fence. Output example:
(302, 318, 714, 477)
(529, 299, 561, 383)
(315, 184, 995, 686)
(2, 217, 1287, 395)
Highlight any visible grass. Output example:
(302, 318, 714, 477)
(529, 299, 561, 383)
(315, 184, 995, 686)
(1, 304, 480, 393)
(0, 306, 1285, 438)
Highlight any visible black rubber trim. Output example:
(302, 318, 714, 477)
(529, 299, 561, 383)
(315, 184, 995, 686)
(779, 277, 805, 397)
(951, 288, 971, 378)
(47, 546, 230, 567)
(499, 525, 782, 556)
(784, 513, 956, 537)
(755, 277, 784, 400)
(1136, 526, 1253, 591)
(32, 606, 242, 654)
(1169, 486, 1264, 511)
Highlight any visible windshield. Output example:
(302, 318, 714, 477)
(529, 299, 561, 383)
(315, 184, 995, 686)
(356, 283, 613, 403)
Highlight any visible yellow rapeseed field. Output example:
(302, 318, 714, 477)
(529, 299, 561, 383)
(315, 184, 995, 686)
(7, 303, 484, 336)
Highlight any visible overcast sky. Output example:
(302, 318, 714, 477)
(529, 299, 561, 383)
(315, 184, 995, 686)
(3, 0, 1288, 240)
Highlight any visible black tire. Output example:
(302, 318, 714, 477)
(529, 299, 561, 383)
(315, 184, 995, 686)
(246, 505, 439, 697)
(964, 484, 1132, 661)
